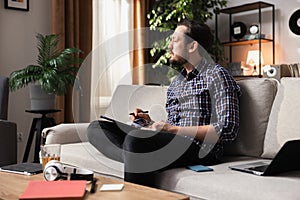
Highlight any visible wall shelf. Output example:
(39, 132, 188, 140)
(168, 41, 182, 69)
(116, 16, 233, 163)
(220, 1, 274, 14)
(215, 1, 275, 77)
(223, 38, 273, 47)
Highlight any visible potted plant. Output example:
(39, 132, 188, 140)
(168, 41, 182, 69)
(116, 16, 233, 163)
(9, 33, 82, 110)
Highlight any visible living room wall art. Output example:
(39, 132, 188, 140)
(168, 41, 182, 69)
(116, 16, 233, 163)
(4, 0, 29, 11)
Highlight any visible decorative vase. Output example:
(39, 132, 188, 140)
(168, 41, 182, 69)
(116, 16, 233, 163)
(29, 85, 55, 110)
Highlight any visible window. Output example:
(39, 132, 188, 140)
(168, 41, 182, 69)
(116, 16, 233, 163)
(91, 0, 134, 120)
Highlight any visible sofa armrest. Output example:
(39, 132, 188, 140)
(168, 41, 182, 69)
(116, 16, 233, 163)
(42, 123, 89, 145)
(0, 120, 17, 166)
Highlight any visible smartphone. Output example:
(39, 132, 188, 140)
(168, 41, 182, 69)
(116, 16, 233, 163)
(131, 118, 148, 128)
(186, 165, 213, 172)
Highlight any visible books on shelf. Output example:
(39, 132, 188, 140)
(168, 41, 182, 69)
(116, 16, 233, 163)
(19, 180, 87, 200)
(244, 33, 266, 40)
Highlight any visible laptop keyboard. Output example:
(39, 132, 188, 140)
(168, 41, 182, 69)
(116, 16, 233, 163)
(249, 165, 269, 172)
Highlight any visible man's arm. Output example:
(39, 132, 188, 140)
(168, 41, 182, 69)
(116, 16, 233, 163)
(152, 122, 219, 143)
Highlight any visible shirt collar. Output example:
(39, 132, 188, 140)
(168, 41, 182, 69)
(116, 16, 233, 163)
(180, 58, 208, 81)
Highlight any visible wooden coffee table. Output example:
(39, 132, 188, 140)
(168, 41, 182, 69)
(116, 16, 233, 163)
(0, 172, 189, 199)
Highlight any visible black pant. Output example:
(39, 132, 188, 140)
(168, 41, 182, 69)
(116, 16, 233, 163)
(87, 120, 219, 187)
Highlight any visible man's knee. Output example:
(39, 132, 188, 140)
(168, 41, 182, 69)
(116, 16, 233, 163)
(123, 130, 140, 152)
(123, 130, 160, 153)
(87, 121, 101, 140)
(123, 129, 154, 153)
(88, 120, 101, 130)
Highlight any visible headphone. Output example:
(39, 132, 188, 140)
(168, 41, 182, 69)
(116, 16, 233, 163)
(43, 160, 94, 181)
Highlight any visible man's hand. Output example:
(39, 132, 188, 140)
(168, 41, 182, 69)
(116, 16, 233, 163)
(151, 121, 178, 133)
(129, 108, 152, 123)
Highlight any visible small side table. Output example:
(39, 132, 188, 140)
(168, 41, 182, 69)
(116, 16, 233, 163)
(22, 109, 61, 163)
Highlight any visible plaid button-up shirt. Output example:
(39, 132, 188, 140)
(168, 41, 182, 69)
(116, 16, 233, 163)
(166, 59, 241, 158)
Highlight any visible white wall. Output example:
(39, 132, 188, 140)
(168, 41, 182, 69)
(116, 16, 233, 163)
(0, 0, 51, 162)
(210, 0, 300, 65)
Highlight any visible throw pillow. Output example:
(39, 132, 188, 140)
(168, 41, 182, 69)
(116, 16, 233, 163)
(224, 78, 278, 157)
(261, 78, 300, 158)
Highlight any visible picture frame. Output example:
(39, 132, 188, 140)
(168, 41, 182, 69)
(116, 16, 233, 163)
(4, 0, 29, 11)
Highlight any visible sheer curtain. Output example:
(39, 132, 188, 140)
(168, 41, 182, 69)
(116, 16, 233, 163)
(91, 0, 134, 120)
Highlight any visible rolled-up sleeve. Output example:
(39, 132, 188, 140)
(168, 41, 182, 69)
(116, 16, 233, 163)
(211, 70, 241, 144)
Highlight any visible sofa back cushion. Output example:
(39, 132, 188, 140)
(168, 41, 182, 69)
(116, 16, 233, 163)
(262, 78, 300, 158)
(105, 85, 168, 123)
(224, 78, 278, 157)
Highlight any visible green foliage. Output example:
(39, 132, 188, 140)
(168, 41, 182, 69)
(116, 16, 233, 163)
(9, 33, 83, 96)
(147, 0, 227, 67)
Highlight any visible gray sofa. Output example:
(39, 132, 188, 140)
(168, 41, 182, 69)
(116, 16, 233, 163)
(43, 78, 300, 200)
(0, 76, 17, 166)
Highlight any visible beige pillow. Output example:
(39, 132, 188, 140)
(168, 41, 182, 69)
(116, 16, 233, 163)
(261, 78, 300, 158)
(224, 78, 278, 157)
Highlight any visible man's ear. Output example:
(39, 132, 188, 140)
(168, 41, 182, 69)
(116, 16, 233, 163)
(188, 41, 199, 53)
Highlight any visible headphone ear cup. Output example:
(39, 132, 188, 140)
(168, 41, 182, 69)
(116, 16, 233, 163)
(43, 160, 94, 181)
(44, 160, 65, 181)
(44, 160, 64, 172)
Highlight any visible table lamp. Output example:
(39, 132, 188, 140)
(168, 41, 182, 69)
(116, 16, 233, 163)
(246, 50, 264, 76)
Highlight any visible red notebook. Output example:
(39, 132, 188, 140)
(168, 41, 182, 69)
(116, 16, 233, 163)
(19, 180, 87, 200)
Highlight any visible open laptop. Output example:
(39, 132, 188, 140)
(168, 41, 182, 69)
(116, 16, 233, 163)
(229, 140, 300, 176)
(0, 162, 42, 176)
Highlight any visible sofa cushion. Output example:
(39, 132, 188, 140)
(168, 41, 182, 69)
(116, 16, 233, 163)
(60, 142, 124, 178)
(59, 142, 300, 200)
(105, 85, 168, 123)
(224, 78, 278, 157)
(262, 78, 300, 158)
(157, 159, 300, 200)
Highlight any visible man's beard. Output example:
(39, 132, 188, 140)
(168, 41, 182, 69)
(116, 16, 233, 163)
(169, 55, 188, 67)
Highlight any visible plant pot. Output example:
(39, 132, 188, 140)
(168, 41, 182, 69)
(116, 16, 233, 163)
(29, 85, 56, 110)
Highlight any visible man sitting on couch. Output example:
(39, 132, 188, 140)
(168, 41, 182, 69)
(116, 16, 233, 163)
(87, 19, 241, 187)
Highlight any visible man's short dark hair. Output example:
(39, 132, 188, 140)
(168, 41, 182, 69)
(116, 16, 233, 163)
(178, 19, 213, 52)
